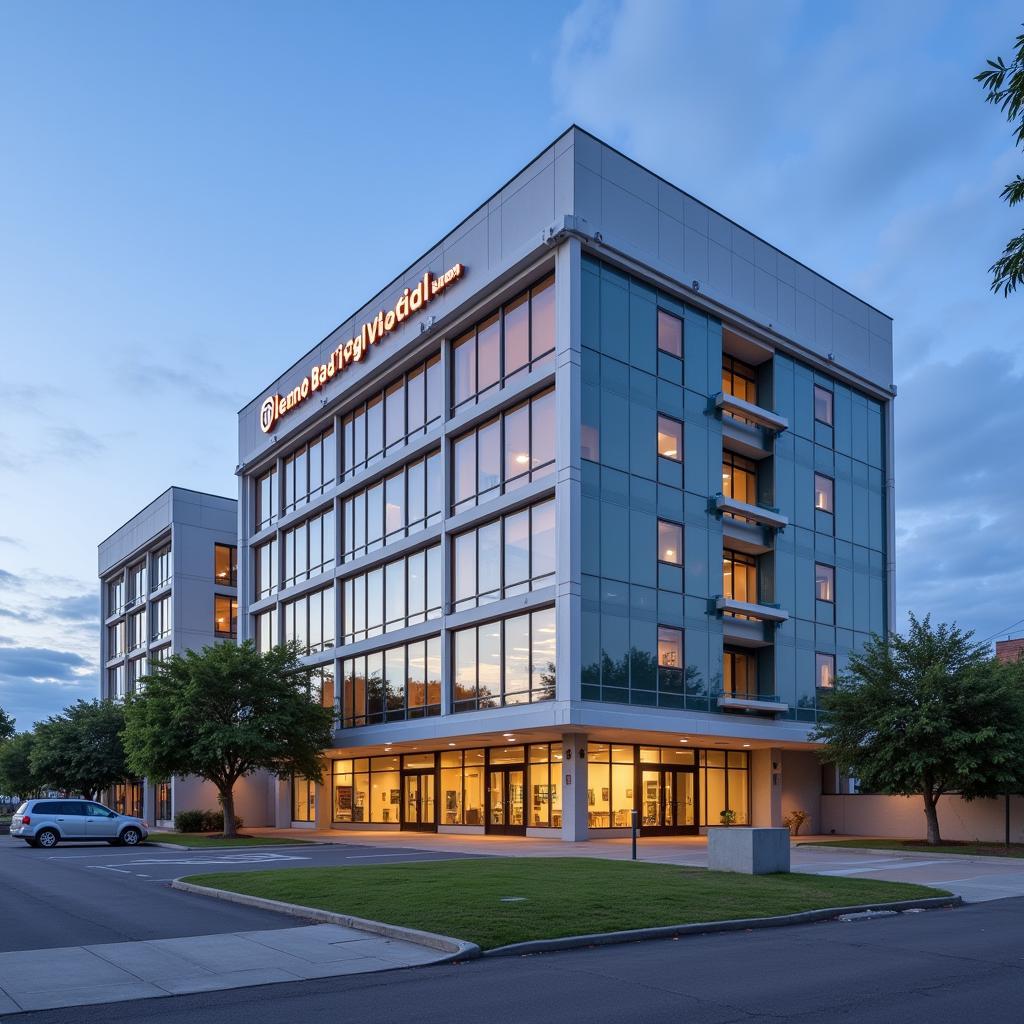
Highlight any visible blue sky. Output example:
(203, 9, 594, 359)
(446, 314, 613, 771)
(1, 1, 1022, 729)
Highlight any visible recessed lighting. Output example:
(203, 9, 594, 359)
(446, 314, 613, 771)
(448, 742, 456, 747)
(742, 743, 751, 748)
(514, 453, 529, 465)
(679, 738, 688, 743)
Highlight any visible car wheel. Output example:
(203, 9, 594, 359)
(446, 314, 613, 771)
(35, 829, 59, 849)
(120, 827, 142, 847)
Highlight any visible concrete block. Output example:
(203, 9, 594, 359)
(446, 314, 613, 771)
(708, 827, 791, 874)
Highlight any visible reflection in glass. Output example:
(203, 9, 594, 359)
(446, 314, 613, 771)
(657, 521, 683, 564)
(657, 415, 682, 460)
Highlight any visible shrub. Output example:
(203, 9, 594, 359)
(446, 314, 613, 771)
(174, 809, 207, 833)
(173, 808, 244, 833)
(204, 809, 243, 832)
(784, 809, 809, 836)
(719, 809, 737, 826)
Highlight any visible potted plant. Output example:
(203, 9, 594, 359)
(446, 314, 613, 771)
(783, 809, 809, 836)
(720, 808, 737, 826)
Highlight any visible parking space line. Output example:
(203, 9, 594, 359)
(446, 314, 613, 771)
(89, 866, 132, 874)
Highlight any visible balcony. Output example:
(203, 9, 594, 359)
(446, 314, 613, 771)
(715, 597, 788, 623)
(714, 393, 788, 460)
(713, 393, 788, 432)
(712, 495, 788, 531)
(717, 691, 790, 716)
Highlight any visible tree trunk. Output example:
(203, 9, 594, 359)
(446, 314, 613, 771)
(219, 785, 237, 839)
(922, 792, 942, 845)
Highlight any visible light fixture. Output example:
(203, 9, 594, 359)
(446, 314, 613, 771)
(514, 453, 529, 465)
(679, 738, 688, 743)
(448, 742, 456, 747)
(742, 743, 751, 748)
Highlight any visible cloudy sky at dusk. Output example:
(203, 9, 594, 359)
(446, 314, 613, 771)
(1, 1, 1021, 729)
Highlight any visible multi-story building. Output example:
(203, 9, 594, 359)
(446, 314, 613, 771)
(237, 127, 894, 838)
(98, 486, 266, 825)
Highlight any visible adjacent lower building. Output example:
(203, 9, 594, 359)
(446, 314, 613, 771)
(234, 126, 894, 839)
(97, 486, 268, 825)
(996, 638, 1024, 663)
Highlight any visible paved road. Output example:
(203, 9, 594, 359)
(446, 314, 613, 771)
(0, 837, 476, 952)
(9, 896, 1022, 1024)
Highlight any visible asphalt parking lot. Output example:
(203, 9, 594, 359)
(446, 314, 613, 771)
(0, 837, 477, 952)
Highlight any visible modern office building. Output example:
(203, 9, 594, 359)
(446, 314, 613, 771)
(98, 487, 268, 825)
(237, 126, 893, 838)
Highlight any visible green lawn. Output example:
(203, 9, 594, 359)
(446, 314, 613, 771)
(803, 839, 1024, 859)
(184, 857, 947, 950)
(149, 833, 315, 848)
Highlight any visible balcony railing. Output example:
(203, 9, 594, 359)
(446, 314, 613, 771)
(717, 690, 790, 715)
(713, 494, 788, 530)
(713, 392, 789, 433)
(715, 596, 789, 623)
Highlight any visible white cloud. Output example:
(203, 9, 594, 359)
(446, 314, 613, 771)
(553, 0, 1024, 643)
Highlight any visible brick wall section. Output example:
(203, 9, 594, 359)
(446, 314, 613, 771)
(996, 638, 1024, 664)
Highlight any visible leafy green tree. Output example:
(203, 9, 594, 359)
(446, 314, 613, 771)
(0, 732, 43, 800)
(977, 27, 1024, 295)
(123, 641, 333, 838)
(30, 700, 128, 799)
(813, 614, 1024, 844)
(0, 707, 14, 743)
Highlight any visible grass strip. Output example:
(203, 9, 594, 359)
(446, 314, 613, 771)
(185, 856, 946, 950)
(150, 833, 315, 848)
(803, 839, 1024, 858)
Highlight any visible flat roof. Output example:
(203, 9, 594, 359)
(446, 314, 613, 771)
(240, 124, 890, 415)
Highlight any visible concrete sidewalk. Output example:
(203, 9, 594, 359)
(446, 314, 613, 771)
(0, 924, 444, 1014)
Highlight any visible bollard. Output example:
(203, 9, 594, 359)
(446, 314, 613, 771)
(631, 808, 639, 860)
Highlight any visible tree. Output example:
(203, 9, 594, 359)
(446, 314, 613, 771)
(977, 27, 1024, 295)
(0, 707, 14, 743)
(123, 641, 333, 838)
(0, 732, 43, 800)
(813, 614, 1024, 844)
(30, 700, 128, 799)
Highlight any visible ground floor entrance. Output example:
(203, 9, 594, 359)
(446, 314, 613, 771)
(486, 766, 526, 835)
(331, 739, 751, 837)
(401, 770, 437, 832)
(639, 767, 698, 836)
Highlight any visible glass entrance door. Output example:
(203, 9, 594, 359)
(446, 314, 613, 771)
(401, 771, 437, 832)
(486, 768, 526, 835)
(640, 768, 697, 835)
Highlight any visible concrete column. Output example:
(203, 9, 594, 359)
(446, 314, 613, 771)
(438, 321, 453, 719)
(554, 238, 582, 704)
(141, 781, 157, 827)
(560, 732, 588, 842)
(314, 763, 331, 831)
(751, 747, 783, 827)
(273, 776, 292, 829)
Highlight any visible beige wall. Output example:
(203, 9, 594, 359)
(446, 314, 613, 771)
(172, 772, 274, 827)
(822, 793, 1024, 843)
(780, 750, 822, 834)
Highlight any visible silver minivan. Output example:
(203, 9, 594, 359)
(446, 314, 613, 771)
(10, 799, 148, 848)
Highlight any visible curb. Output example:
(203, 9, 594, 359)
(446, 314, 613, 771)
(170, 879, 481, 962)
(482, 895, 961, 957)
(147, 841, 324, 851)
(797, 843, 1024, 866)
